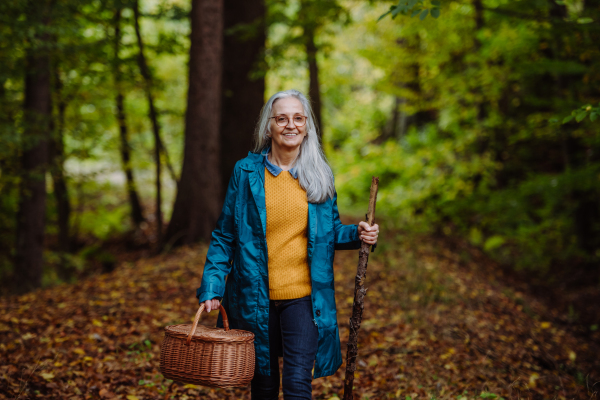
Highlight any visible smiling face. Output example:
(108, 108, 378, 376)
(269, 96, 308, 153)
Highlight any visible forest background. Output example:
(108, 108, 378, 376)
(2, 0, 599, 297)
(2, 0, 600, 398)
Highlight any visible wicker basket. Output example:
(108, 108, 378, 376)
(160, 303, 255, 388)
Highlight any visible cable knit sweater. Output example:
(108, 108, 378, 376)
(264, 167, 311, 300)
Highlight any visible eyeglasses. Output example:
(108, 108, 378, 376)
(270, 114, 307, 127)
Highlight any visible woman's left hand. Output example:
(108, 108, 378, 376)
(358, 221, 379, 245)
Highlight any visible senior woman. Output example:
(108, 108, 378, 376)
(196, 89, 379, 399)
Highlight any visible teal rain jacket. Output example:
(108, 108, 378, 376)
(196, 151, 361, 378)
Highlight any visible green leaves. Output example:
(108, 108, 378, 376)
(577, 17, 593, 24)
(484, 236, 505, 252)
(378, 0, 442, 22)
(561, 103, 600, 124)
(576, 111, 588, 122)
(377, 9, 393, 22)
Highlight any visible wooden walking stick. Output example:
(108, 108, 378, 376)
(343, 176, 379, 400)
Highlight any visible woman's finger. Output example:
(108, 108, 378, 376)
(204, 299, 219, 312)
(359, 222, 380, 244)
(358, 221, 371, 232)
(360, 231, 377, 237)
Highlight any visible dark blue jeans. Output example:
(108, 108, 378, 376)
(251, 295, 318, 400)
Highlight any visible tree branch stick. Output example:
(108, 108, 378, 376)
(343, 176, 379, 400)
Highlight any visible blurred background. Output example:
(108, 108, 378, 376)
(0, 0, 598, 311)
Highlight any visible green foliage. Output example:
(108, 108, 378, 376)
(0, 0, 187, 288)
(378, 0, 442, 22)
(266, 0, 350, 86)
(480, 393, 504, 399)
(315, 1, 600, 273)
(561, 103, 600, 124)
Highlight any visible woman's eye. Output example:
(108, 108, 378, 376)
(277, 117, 286, 122)
(294, 117, 303, 122)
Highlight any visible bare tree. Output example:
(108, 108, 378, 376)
(114, 7, 145, 228)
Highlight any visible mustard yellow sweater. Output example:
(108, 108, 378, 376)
(265, 168, 311, 300)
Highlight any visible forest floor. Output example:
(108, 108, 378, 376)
(1, 224, 599, 400)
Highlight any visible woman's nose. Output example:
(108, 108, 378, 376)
(285, 117, 296, 129)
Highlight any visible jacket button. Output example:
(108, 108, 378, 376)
(316, 310, 321, 317)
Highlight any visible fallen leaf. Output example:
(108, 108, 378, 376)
(529, 372, 540, 388)
(40, 372, 54, 380)
(99, 388, 114, 398)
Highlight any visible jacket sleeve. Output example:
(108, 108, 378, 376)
(332, 190, 377, 252)
(196, 164, 239, 304)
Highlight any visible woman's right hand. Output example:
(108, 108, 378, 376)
(204, 298, 221, 312)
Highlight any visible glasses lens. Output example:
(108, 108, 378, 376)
(275, 116, 288, 126)
(294, 116, 306, 127)
(273, 115, 306, 127)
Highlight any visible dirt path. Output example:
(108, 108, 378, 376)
(1, 237, 598, 399)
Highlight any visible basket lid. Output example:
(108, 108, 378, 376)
(165, 323, 255, 343)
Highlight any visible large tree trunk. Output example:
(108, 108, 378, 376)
(300, 2, 323, 138)
(14, 13, 52, 293)
(220, 0, 265, 195)
(133, 0, 164, 241)
(114, 8, 145, 228)
(163, 0, 223, 248)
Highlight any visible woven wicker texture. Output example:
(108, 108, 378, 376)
(160, 304, 255, 388)
(165, 324, 255, 342)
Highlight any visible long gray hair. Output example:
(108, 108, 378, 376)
(253, 89, 335, 203)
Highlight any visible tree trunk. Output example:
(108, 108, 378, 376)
(302, 15, 323, 138)
(472, 0, 486, 122)
(48, 68, 71, 256)
(133, 0, 163, 241)
(163, 0, 223, 248)
(114, 8, 145, 228)
(14, 12, 52, 293)
(220, 0, 265, 195)
(390, 95, 406, 140)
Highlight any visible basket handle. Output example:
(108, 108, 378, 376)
(185, 303, 230, 346)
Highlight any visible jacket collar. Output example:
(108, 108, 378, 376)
(240, 151, 264, 171)
(261, 146, 298, 179)
(240, 148, 298, 179)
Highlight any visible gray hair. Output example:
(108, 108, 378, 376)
(253, 89, 335, 203)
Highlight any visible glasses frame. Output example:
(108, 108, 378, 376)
(269, 114, 308, 127)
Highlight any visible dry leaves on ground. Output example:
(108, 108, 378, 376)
(1, 237, 599, 399)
